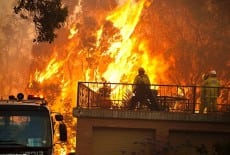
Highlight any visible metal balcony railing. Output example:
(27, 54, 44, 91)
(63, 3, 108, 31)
(76, 82, 230, 113)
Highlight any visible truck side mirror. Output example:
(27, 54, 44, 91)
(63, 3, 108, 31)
(59, 123, 67, 142)
(55, 114, 64, 121)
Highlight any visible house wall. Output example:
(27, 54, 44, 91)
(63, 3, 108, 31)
(74, 109, 230, 155)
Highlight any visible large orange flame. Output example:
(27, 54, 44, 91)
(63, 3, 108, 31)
(101, 0, 168, 84)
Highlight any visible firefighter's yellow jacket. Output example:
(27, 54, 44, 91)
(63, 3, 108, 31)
(202, 77, 220, 98)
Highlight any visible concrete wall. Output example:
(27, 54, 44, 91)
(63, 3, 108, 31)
(73, 109, 230, 155)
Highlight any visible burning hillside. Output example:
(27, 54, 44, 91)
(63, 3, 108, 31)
(0, 0, 229, 154)
(26, 0, 229, 104)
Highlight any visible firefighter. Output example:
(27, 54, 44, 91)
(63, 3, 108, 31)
(129, 67, 158, 111)
(202, 70, 221, 113)
(97, 77, 112, 108)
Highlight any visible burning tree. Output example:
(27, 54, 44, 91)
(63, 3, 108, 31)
(2, 0, 228, 153)
(138, 0, 230, 85)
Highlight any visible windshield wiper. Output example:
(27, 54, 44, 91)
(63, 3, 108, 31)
(0, 140, 27, 147)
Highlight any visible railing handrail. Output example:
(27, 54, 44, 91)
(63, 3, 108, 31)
(77, 81, 230, 88)
(77, 81, 230, 113)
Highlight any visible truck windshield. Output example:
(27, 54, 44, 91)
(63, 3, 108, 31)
(0, 108, 52, 148)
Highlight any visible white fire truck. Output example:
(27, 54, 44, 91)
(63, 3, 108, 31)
(0, 93, 67, 155)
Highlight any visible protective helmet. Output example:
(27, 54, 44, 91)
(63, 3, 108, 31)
(138, 67, 145, 74)
(209, 70, 217, 75)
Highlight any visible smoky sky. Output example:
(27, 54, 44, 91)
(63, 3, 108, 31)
(0, 0, 34, 97)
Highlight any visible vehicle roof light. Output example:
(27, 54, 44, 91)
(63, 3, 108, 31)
(17, 93, 24, 101)
(9, 95, 17, 100)
(27, 95, 44, 100)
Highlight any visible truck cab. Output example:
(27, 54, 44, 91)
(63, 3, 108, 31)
(0, 93, 67, 155)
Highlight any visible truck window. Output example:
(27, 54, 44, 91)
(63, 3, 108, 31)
(0, 110, 52, 148)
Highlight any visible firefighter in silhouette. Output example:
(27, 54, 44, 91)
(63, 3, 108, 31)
(201, 70, 221, 113)
(129, 67, 158, 110)
(99, 77, 111, 98)
(97, 77, 112, 108)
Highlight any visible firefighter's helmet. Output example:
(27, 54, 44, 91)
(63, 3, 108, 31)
(138, 67, 145, 74)
(209, 70, 217, 75)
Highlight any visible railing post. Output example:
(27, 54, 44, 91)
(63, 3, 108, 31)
(87, 82, 90, 108)
(192, 86, 197, 113)
(77, 82, 80, 107)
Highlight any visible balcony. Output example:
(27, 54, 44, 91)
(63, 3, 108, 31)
(74, 81, 230, 114)
(73, 82, 230, 155)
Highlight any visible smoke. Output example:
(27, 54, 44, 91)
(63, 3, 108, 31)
(0, 0, 34, 98)
(0, 0, 12, 14)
